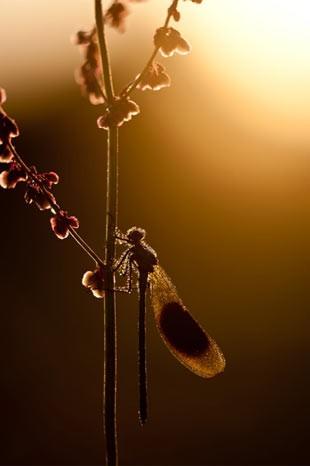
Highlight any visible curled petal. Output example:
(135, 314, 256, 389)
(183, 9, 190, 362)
(154, 27, 190, 58)
(105, 2, 129, 33)
(137, 62, 171, 91)
(24, 185, 55, 211)
(125, 99, 140, 115)
(41, 171, 59, 189)
(0, 142, 14, 163)
(68, 215, 79, 229)
(75, 62, 105, 105)
(0, 88, 7, 105)
(50, 210, 79, 240)
(85, 41, 99, 68)
(72, 29, 94, 46)
(176, 37, 191, 55)
(97, 97, 140, 130)
(0, 113, 19, 143)
(0, 163, 27, 189)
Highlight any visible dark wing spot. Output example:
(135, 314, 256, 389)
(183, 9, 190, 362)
(159, 302, 210, 357)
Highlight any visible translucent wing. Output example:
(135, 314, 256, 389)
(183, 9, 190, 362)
(149, 265, 225, 378)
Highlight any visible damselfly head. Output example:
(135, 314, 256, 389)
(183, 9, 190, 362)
(126, 226, 146, 244)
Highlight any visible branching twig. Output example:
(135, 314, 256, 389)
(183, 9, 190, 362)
(120, 0, 179, 97)
(7, 140, 105, 267)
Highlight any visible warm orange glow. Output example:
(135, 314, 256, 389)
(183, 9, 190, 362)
(2, 1, 310, 141)
(184, 0, 310, 140)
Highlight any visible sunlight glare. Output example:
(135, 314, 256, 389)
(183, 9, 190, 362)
(184, 0, 310, 140)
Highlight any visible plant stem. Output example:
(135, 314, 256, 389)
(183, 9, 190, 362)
(95, 0, 114, 102)
(104, 126, 118, 466)
(95, 1, 119, 465)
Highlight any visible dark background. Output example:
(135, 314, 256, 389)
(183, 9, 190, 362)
(0, 1, 310, 465)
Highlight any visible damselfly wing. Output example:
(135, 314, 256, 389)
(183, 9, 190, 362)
(149, 265, 225, 379)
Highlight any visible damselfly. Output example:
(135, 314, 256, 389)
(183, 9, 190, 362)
(115, 226, 225, 425)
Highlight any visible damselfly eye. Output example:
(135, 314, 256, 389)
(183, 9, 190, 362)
(126, 226, 145, 243)
(159, 301, 210, 357)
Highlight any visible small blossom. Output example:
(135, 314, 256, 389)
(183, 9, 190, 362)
(75, 62, 104, 105)
(28, 166, 59, 187)
(40, 171, 59, 189)
(23, 167, 59, 209)
(154, 27, 191, 57)
(137, 62, 171, 91)
(105, 2, 129, 33)
(0, 142, 14, 163)
(85, 41, 99, 68)
(0, 88, 7, 105)
(97, 97, 140, 130)
(0, 112, 19, 143)
(168, 4, 181, 22)
(74, 30, 105, 105)
(24, 184, 55, 211)
(82, 266, 106, 298)
(0, 162, 27, 189)
(50, 210, 79, 240)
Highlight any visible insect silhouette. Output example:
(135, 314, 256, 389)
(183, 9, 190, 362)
(114, 226, 225, 425)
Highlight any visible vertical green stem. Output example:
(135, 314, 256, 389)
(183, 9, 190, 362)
(95, 1, 118, 465)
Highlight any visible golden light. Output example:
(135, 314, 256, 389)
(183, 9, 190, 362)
(1, 0, 310, 142)
(184, 0, 310, 141)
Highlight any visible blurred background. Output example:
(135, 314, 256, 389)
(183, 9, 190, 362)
(0, 0, 310, 464)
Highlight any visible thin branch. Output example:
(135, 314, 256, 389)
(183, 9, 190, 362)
(120, 0, 179, 98)
(7, 140, 105, 267)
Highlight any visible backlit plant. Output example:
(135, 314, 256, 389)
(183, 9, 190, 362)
(0, 1, 225, 465)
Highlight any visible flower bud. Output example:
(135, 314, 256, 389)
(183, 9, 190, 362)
(82, 266, 106, 298)
(50, 210, 79, 240)
(0, 143, 14, 163)
(72, 29, 94, 46)
(41, 171, 59, 189)
(0, 112, 19, 143)
(24, 185, 55, 210)
(0, 162, 27, 189)
(97, 97, 140, 130)
(75, 62, 105, 105)
(137, 62, 171, 91)
(154, 27, 191, 57)
(105, 2, 129, 33)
